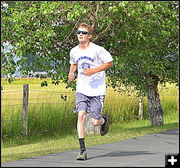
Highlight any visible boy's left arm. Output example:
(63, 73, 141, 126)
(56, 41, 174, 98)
(83, 61, 113, 76)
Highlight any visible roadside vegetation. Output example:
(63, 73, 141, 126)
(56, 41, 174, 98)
(1, 78, 178, 163)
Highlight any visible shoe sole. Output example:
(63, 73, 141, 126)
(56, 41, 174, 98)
(76, 152, 87, 160)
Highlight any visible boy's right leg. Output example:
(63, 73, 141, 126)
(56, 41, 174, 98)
(77, 110, 86, 139)
(75, 93, 90, 160)
(77, 110, 87, 160)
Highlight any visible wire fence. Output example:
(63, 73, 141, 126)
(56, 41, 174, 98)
(1, 84, 178, 138)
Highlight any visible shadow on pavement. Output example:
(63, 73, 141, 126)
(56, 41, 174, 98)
(158, 129, 179, 135)
(88, 150, 155, 160)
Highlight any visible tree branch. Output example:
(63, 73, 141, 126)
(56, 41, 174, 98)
(148, 38, 176, 51)
(92, 23, 111, 42)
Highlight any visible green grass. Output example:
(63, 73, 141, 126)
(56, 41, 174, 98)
(1, 81, 141, 137)
(1, 81, 76, 137)
(1, 111, 178, 163)
(1, 78, 179, 163)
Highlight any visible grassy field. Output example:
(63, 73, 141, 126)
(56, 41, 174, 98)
(1, 117, 178, 163)
(1, 78, 179, 162)
(1, 78, 178, 136)
(1, 78, 139, 136)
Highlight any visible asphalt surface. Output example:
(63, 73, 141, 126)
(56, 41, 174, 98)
(1, 129, 179, 167)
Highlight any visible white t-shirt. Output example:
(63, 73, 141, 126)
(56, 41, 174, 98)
(69, 42, 113, 96)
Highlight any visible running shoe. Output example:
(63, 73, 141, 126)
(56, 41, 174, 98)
(76, 150, 87, 160)
(100, 114, 109, 136)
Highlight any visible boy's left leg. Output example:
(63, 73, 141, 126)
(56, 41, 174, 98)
(91, 117, 104, 126)
(89, 95, 109, 136)
(100, 114, 109, 136)
(91, 115, 109, 136)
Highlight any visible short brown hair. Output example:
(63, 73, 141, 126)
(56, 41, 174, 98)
(77, 23, 93, 34)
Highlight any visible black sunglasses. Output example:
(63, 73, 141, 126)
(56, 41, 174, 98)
(76, 30, 89, 35)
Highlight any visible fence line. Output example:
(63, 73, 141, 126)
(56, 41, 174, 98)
(1, 90, 23, 93)
(1, 98, 137, 106)
(2, 90, 177, 96)
(1, 120, 22, 122)
(1, 102, 76, 107)
(1, 84, 178, 138)
(1, 88, 140, 109)
(1, 84, 77, 137)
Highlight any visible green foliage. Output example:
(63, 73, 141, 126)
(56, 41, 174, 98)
(1, 1, 179, 93)
(41, 80, 48, 87)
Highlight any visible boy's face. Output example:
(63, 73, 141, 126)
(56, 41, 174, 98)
(77, 27, 92, 44)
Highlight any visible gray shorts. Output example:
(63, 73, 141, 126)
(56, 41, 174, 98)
(73, 92, 105, 120)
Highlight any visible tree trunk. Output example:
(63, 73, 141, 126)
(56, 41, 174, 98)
(177, 89, 179, 111)
(138, 95, 143, 119)
(147, 81, 164, 126)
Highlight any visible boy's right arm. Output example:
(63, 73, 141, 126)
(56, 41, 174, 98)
(68, 64, 77, 81)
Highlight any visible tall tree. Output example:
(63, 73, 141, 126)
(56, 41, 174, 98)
(102, 1, 179, 126)
(1, 1, 179, 126)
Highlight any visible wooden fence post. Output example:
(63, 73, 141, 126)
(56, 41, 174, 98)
(22, 84, 29, 137)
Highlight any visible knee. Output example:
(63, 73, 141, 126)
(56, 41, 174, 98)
(91, 119, 99, 126)
(78, 111, 86, 121)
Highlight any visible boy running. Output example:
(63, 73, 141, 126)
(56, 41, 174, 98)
(68, 23, 113, 160)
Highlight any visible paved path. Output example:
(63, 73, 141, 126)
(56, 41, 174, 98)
(1, 129, 179, 167)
